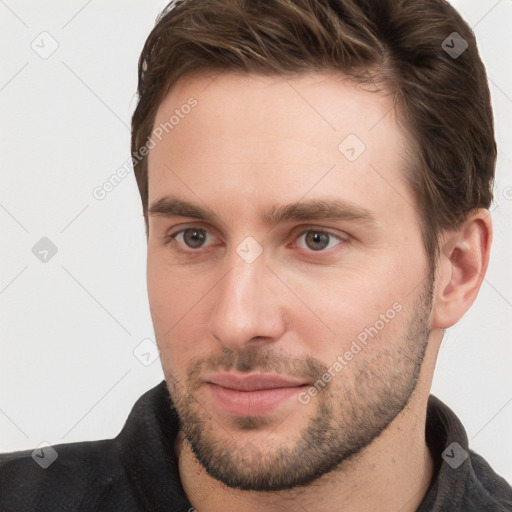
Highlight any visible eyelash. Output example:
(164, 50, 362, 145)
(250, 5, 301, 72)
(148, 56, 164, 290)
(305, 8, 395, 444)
(164, 227, 347, 255)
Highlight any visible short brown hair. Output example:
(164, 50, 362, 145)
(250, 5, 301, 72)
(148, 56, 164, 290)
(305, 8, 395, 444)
(131, 0, 496, 264)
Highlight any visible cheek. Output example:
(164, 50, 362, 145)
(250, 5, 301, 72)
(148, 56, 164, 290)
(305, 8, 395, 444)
(147, 256, 214, 370)
(147, 253, 201, 328)
(291, 288, 410, 382)
(284, 258, 416, 355)
(159, 323, 208, 382)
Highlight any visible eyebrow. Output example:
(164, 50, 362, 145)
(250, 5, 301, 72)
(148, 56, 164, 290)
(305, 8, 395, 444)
(148, 195, 376, 226)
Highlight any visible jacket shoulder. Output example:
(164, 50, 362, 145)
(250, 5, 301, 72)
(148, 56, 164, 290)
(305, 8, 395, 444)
(0, 438, 138, 511)
(465, 451, 512, 511)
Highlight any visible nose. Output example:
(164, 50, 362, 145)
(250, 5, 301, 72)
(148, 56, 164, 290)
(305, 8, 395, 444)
(208, 252, 287, 350)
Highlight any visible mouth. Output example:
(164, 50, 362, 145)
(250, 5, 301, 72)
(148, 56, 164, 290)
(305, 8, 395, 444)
(204, 373, 310, 416)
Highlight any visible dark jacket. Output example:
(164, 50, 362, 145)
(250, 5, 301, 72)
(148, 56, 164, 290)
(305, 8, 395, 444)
(1, 380, 511, 511)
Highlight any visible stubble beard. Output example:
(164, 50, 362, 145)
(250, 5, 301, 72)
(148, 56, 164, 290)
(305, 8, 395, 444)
(165, 274, 434, 491)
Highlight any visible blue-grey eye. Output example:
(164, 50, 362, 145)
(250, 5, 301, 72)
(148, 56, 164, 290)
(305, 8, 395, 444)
(297, 231, 341, 251)
(179, 228, 209, 249)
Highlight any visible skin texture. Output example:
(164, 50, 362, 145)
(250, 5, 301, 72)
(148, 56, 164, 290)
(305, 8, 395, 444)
(146, 71, 492, 512)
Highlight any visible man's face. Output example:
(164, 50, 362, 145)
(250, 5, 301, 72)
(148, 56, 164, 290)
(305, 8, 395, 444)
(147, 72, 434, 491)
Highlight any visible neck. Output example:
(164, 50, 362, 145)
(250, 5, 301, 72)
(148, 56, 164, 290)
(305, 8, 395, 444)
(176, 394, 434, 512)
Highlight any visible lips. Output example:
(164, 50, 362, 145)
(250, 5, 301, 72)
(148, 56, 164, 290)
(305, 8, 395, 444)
(204, 373, 309, 416)
(207, 373, 307, 391)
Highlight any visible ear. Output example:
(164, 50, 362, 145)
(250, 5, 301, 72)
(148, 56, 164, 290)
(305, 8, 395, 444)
(431, 209, 492, 329)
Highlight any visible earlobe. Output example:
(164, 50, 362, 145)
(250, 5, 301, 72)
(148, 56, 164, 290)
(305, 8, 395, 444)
(431, 210, 492, 329)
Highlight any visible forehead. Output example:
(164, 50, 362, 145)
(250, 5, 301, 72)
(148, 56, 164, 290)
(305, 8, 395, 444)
(147, 70, 413, 222)
(152, 70, 402, 151)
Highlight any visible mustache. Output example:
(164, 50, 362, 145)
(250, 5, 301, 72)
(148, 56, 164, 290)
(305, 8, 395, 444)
(186, 346, 329, 391)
